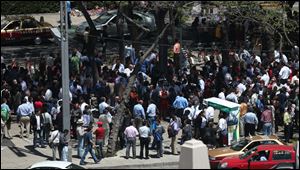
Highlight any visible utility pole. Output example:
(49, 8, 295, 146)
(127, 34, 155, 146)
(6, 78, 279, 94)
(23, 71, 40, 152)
(60, 1, 71, 162)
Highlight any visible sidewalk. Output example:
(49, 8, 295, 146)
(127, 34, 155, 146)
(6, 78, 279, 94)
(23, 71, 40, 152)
(1, 122, 181, 169)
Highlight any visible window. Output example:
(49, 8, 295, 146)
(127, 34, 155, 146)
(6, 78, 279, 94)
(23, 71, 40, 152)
(261, 140, 278, 145)
(272, 150, 292, 160)
(252, 150, 270, 161)
(22, 19, 37, 29)
(4, 21, 21, 30)
(245, 141, 260, 150)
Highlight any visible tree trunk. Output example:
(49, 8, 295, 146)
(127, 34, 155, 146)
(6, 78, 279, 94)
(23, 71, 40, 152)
(106, 20, 172, 157)
(169, 8, 176, 43)
(222, 20, 230, 66)
(116, 7, 125, 63)
(77, 1, 100, 84)
(126, 1, 141, 62)
(155, 8, 168, 76)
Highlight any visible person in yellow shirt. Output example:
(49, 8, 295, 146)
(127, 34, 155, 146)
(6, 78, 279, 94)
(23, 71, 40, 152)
(239, 103, 248, 137)
(283, 107, 292, 143)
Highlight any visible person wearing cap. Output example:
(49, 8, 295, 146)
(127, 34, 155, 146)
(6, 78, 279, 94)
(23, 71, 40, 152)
(76, 119, 85, 158)
(94, 121, 105, 160)
(80, 126, 100, 165)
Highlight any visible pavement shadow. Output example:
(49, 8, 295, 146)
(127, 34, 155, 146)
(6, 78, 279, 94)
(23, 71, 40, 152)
(24, 145, 53, 160)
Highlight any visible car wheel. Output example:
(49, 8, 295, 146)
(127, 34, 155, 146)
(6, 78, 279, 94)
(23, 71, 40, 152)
(34, 37, 42, 45)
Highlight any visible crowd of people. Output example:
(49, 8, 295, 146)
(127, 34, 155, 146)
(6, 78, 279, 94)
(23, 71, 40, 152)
(1, 24, 299, 165)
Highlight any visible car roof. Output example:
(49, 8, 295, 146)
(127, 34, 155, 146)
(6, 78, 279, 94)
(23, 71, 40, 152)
(257, 144, 294, 151)
(245, 135, 279, 141)
(29, 161, 72, 169)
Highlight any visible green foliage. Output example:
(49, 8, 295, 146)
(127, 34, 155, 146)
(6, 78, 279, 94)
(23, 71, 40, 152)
(1, 1, 59, 15)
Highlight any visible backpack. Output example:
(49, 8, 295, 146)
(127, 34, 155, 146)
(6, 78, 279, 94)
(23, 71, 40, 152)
(154, 129, 163, 142)
(1, 107, 9, 122)
(167, 123, 178, 138)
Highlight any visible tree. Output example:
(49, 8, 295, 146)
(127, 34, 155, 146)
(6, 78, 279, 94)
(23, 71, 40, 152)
(77, 1, 100, 84)
(213, 1, 299, 58)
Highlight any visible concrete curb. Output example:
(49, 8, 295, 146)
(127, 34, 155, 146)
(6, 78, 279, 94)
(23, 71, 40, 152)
(88, 161, 179, 169)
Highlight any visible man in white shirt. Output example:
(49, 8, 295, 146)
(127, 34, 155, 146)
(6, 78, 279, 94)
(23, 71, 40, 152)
(260, 70, 270, 86)
(124, 121, 139, 159)
(279, 63, 291, 84)
(205, 106, 215, 122)
(98, 97, 109, 115)
(112, 58, 125, 73)
(218, 113, 227, 147)
(139, 120, 151, 159)
(218, 88, 226, 100)
(146, 101, 157, 133)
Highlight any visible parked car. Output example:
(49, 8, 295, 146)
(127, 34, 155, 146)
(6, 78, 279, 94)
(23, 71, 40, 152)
(218, 145, 296, 169)
(270, 162, 295, 169)
(75, 9, 156, 39)
(1, 16, 53, 45)
(28, 161, 84, 169)
(208, 135, 285, 169)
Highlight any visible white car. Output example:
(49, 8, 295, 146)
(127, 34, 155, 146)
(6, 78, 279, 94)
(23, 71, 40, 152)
(28, 161, 84, 169)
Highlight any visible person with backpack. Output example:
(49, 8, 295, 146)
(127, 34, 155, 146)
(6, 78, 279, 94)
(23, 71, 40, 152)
(1, 98, 12, 139)
(168, 115, 180, 155)
(153, 119, 165, 158)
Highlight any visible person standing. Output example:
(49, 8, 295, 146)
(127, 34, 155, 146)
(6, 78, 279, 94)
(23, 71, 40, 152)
(181, 119, 192, 145)
(76, 119, 85, 158)
(80, 126, 100, 165)
(244, 108, 258, 137)
(172, 92, 188, 121)
(146, 100, 157, 134)
(17, 98, 33, 138)
(139, 120, 151, 159)
(1, 98, 12, 139)
(168, 115, 180, 155)
(30, 107, 45, 148)
(124, 121, 139, 159)
(42, 104, 52, 143)
(94, 121, 105, 160)
(217, 113, 227, 147)
(98, 109, 110, 146)
(49, 125, 60, 160)
(261, 105, 273, 136)
(133, 100, 145, 130)
(66, 1, 72, 28)
(173, 39, 181, 73)
(60, 129, 69, 161)
(153, 119, 165, 158)
(283, 107, 292, 143)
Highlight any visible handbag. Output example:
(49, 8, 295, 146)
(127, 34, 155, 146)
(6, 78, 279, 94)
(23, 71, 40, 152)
(49, 131, 59, 148)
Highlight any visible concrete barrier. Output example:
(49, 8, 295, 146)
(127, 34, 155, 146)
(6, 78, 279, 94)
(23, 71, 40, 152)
(179, 139, 210, 169)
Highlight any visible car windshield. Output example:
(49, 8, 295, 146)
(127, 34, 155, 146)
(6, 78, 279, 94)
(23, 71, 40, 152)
(94, 12, 115, 24)
(239, 147, 257, 159)
(66, 163, 85, 169)
(1, 20, 9, 29)
(230, 139, 250, 151)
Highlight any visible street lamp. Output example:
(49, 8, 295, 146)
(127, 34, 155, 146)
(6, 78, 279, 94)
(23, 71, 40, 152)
(60, 1, 71, 162)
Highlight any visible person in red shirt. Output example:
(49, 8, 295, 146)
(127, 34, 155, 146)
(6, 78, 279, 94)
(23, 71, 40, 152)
(94, 121, 105, 160)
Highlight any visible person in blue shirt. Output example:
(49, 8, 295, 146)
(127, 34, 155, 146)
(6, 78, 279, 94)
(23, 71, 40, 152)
(80, 126, 100, 165)
(243, 107, 258, 137)
(133, 100, 145, 130)
(66, 1, 72, 28)
(172, 92, 188, 120)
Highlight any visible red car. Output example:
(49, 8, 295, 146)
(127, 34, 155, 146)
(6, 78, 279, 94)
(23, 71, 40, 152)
(1, 16, 53, 45)
(218, 145, 296, 169)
